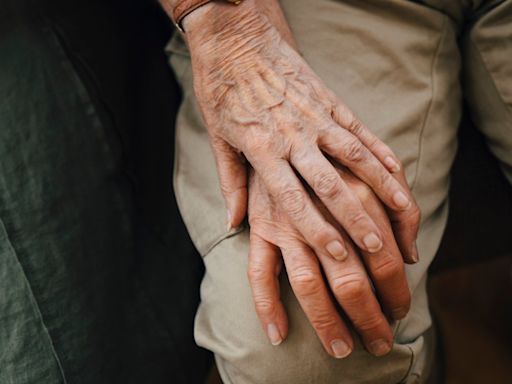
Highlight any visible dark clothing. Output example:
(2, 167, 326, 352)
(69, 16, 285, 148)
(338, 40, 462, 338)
(0, 0, 210, 382)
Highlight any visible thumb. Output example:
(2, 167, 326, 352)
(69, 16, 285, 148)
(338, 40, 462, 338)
(212, 140, 248, 230)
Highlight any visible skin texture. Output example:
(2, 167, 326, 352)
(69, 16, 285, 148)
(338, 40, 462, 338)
(248, 167, 411, 357)
(185, 3, 418, 257)
(160, 0, 421, 357)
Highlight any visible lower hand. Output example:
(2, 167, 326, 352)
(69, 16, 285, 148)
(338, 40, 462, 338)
(247, 167, 411, 358)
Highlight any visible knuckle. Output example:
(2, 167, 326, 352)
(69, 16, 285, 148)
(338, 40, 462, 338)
(279, 188, 307, 218)
(346, 117, 364, 136)
(313, 171, 341, 199)
(247, 214, 260, 227)
(331, 274, 367, 303)
(254, 298, 277, 317)
(353, 314, 386, 332)
(409, 204, 422, 226)
(247, 264, 269, 284)
(365, 133, 379, 149)
(290, 268, 321, 297)
(352, 182, 373, 202)
(210, 135, 226, 148)
(243, 141, 262, 156)
(378, 170, 395, 191)
(244, 135, 272, 155)
(346, 210, 369, 228)
(220, 182, 245, 196)
(372, 258, 403, 283)
(309, 226, 334, 248)
(310, 314, 339, 333)
(342, 138, 366, 163)
(402, 204, 421, 229)
(219, 181, 231, 195)
(393, 292, 412, 313)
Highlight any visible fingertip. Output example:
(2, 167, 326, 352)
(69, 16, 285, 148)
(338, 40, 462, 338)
(392, 191, 412, 211)
(226, 210, 233, 231)
(248, 235, 288, 346)
(391, 306, 409, 320)
(266, 311, 289, 346)
(362, 232, 383, 253)
(272, 305, 289, 345)
(326, 240, 349, 261)
(368, 339, 392, 357)
(331, 339, 353, 359)
(279, 320, 289, 341)
(401, 240, 419, 264)
(267, 323, 283, 346)
(214, 143, 248, 229)
(409, 241, 419, 263)
(226, 186, 248, 230)
(384, 156, 401, 173)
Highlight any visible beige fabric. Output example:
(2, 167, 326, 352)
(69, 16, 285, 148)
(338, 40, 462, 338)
(166, 0, 511, 382)
(463, 0, 512, 184)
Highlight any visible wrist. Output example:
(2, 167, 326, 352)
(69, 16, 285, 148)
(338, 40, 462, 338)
(184, 0, 268, 45)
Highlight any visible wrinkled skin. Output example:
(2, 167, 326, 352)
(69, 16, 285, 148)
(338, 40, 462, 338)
(161, 0, 422, 359)
(248, 167, 411, 357)
(185, 2, 420, 262)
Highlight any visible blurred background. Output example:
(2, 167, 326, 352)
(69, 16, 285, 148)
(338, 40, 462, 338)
(427, 112, 512, 384)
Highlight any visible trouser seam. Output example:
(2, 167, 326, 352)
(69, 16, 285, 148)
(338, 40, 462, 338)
(397, 344, 417, 384)
(469, 37, 512, 119)
(411, 17, 448, 191)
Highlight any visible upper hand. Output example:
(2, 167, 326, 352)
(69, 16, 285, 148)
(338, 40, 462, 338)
(184, 1, 420, 263)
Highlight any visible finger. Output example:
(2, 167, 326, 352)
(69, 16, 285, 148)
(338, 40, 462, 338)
(326, 96, 420, 261)
(317, 243, 394, 357)
(342, 173, 411, 319)
(290, 147, 384, 254)
(387, 171, 421, 264)
(249, 156, 349, 261)
(282, 244, 354, 359)
(331, 101, 402, 174)
(318, 124, 413, 213)
(285, 78, 418, 261)
(211, 138, 248, 230)
(248, 233, 288, 346)
(329, 103, 422, 262)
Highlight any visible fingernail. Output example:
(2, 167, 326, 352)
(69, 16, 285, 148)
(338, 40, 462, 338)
(226, 210, 232, 231)
(384, 156, 400, 173)
(393, 191, 411, 210)
(392, 307, 409, 320)
(326, 240, 348, 261)
(363, 233, 382, 253)
(410, 241, 419, 263)
(267, 324, 283, 346)
(331, 339, 351, 359)
(369, 339, 391, 357)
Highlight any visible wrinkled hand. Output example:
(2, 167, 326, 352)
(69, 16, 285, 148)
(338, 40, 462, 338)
(247, 167, 411, 358)
(184, 1, 420, 263)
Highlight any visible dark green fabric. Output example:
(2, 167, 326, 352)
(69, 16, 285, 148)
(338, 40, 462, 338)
(0, 0, 210, 383)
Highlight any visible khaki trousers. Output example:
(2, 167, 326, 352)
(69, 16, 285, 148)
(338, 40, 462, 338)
(167, 0, 512, 382)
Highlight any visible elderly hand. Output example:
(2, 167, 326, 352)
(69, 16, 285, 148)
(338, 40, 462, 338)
(247, 167, 411, 358)
(182, 0, 420, 263)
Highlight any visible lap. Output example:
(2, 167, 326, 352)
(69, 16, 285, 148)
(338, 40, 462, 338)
(196, 232, 436, 384)
(462, 0, 512, 184)
(169, 0, 464, 382)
